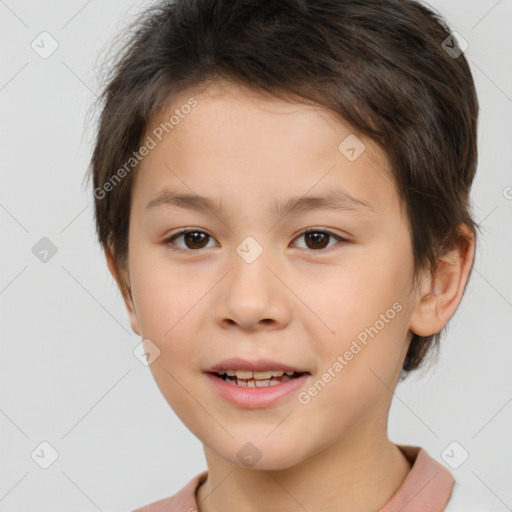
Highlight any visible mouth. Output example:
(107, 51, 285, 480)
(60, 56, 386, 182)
(210, 369, 308, 388)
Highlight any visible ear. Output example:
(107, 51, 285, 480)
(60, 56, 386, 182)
(103, 245, 141, 337)
(409, 224, 475, 337)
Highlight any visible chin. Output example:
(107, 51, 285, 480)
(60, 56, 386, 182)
(223, 440, 306, 472)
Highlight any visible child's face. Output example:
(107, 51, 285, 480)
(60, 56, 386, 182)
(118, 81, 428, 469)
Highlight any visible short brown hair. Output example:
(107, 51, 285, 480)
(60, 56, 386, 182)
(84, 0, 480, 380)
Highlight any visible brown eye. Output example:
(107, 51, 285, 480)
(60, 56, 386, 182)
(166, 230, 215, 251)
(292, 229, 346, 251)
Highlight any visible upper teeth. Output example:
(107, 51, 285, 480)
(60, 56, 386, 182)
(216, 370, 296, 379)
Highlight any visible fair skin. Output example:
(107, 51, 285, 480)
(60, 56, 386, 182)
(105, 79, 475, 512)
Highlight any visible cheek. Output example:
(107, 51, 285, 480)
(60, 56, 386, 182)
(305, 253, 408, 337)
(309, 249, 412, 384)
(130, 256, 208, 361)
(129, 245, 194, 333)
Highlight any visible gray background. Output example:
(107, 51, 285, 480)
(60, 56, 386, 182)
(1, 0, 511, 510)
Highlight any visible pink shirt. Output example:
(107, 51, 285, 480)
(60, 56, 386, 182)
(133, 445, 455, 512)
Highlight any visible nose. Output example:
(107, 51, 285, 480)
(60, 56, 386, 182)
(212, 247, 292, 331)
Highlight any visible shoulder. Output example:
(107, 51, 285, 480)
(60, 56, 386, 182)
(444, 479, 499, 512)
(129, 470, 208, 512)
(131, 494, 177, 512)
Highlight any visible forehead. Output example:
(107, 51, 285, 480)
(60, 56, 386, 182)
(150, 79, 382, 155)
(133, 79, 399, 217)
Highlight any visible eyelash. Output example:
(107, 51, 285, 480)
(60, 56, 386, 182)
(164, 228, 348, 253)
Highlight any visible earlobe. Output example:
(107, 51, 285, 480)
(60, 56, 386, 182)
(103, 245, 142, 337)
(409, 225, 475, 337)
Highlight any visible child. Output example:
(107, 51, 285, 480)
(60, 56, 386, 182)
(86, 0, 487, 510)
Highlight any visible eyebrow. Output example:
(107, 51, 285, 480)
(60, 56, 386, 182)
(144, 188, 376, 217)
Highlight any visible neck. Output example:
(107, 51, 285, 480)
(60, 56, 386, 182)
(196, 436, 412, 512)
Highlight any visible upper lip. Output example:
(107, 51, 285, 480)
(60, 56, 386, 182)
(207, 357, 309, 374)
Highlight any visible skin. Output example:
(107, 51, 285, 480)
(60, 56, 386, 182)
(105, 79, 475, 512)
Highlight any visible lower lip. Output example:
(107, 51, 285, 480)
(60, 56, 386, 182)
(205, 372, 310, 409)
